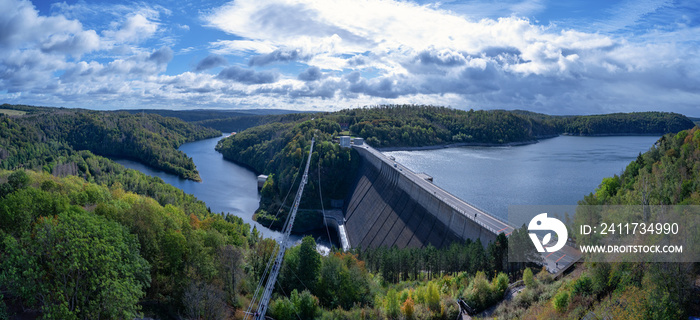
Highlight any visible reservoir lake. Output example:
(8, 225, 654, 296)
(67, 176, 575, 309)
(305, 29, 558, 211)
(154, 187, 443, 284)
(117, 134, 659, 242)
(384, 135, 660, 224)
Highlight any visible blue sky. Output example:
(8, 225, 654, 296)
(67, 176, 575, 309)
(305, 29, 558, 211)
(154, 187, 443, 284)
(1, 0, 699, 115)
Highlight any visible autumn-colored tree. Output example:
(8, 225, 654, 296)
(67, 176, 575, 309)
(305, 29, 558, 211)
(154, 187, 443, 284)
(401, 296, 415, 320)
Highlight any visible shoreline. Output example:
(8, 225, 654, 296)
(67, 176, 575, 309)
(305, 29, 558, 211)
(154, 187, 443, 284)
(375, 134, 559, 152)
(561, 132, 664, 137)
(374, 132, 664, 152)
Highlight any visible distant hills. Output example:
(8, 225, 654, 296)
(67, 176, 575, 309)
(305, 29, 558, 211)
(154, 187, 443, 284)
(689, 117, 700, 126)
(122, 108, 307, 121)
(125, 105, 695, 138)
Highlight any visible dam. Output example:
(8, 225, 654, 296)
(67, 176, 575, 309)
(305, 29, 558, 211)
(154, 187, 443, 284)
(342, 143, 515, 249)
(338, 142, 582, 274)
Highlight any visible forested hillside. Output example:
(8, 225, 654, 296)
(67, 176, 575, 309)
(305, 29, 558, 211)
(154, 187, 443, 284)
(215, 118, 360, 231)
(336, 105, 560, 147)
(490, 127, 700, 319)
(561, 112, 694, 136)
(0, 169, 256, 319)
(124, 109, 309, 133)
(209, 106, 692, 148)
(0, 167, 526, 320)
(578, 126, 700, 206)
(124, 108, 304, 122)
(0, 104, 220, 181)
(194, 113, 309, 133)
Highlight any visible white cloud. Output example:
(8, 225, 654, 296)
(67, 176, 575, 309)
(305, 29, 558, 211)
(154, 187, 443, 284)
(1, 0, 698, 115)
(210, 40, 277, 55)
(0, 0, 94, 52)
(102, 13, 159, 44)
(197, 0, 700, 114)
(203, 0, 622, 77)
(0, 0, 174, 102)
(40, 29, 100, 57)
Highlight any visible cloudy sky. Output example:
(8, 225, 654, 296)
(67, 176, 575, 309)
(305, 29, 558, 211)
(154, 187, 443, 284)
(1, 0, 699, 115)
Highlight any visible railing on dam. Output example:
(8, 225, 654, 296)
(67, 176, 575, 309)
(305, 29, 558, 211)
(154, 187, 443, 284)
(351, 144, 515, 239)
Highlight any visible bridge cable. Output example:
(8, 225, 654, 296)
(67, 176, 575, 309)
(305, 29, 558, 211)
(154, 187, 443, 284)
(243, 255, 270, 319)
(287, 261, 312, 292)
(265, 152, 306, 230)
(244, 238, 283, 319)
(275, 277, 303, 320)
(243, 247, 276, 319)
(318, 159, 333, 251)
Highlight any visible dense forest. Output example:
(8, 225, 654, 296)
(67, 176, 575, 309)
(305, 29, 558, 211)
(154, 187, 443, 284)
(335, 105, 560, 147)
(133, 104, 693, 146)
(560, 112, 695, 136)
(124, 108, 304, 122)
(194, 113, 310, 133)
(123, 109, 309, 133)
(0, 104, 220, 181)
(0, 169, 256, 319)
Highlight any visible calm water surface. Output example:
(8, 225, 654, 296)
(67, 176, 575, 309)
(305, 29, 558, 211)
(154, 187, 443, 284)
(384, 135, 660, 225)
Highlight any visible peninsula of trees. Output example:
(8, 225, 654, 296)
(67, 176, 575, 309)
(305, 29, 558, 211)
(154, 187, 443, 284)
(0, 104, 220, 181)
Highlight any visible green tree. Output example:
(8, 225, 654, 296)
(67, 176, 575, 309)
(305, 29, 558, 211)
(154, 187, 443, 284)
(464, 271, 492, 311)
(316, 253, 373, 309)
(297, 236, 321, 291)
(1, 208, 150, 319)
(426, 282, 441, 312)
(7, 170, 29, 190)
(553, 291, 569, 313)
(523, 268, 535, 288)
(493, 272, 509, 296)
(385, 289, 400, 319)
(571, 275, 593, 296)
(269, 289, 319, 320)
(0, 187, 70, 237)
(269, 297, 296, 320)
(596, 176, 621, 200)
(291, 290, 320, 319)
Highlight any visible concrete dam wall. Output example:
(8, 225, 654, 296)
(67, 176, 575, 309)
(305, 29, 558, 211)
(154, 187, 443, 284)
(343, 145, 513, 249)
